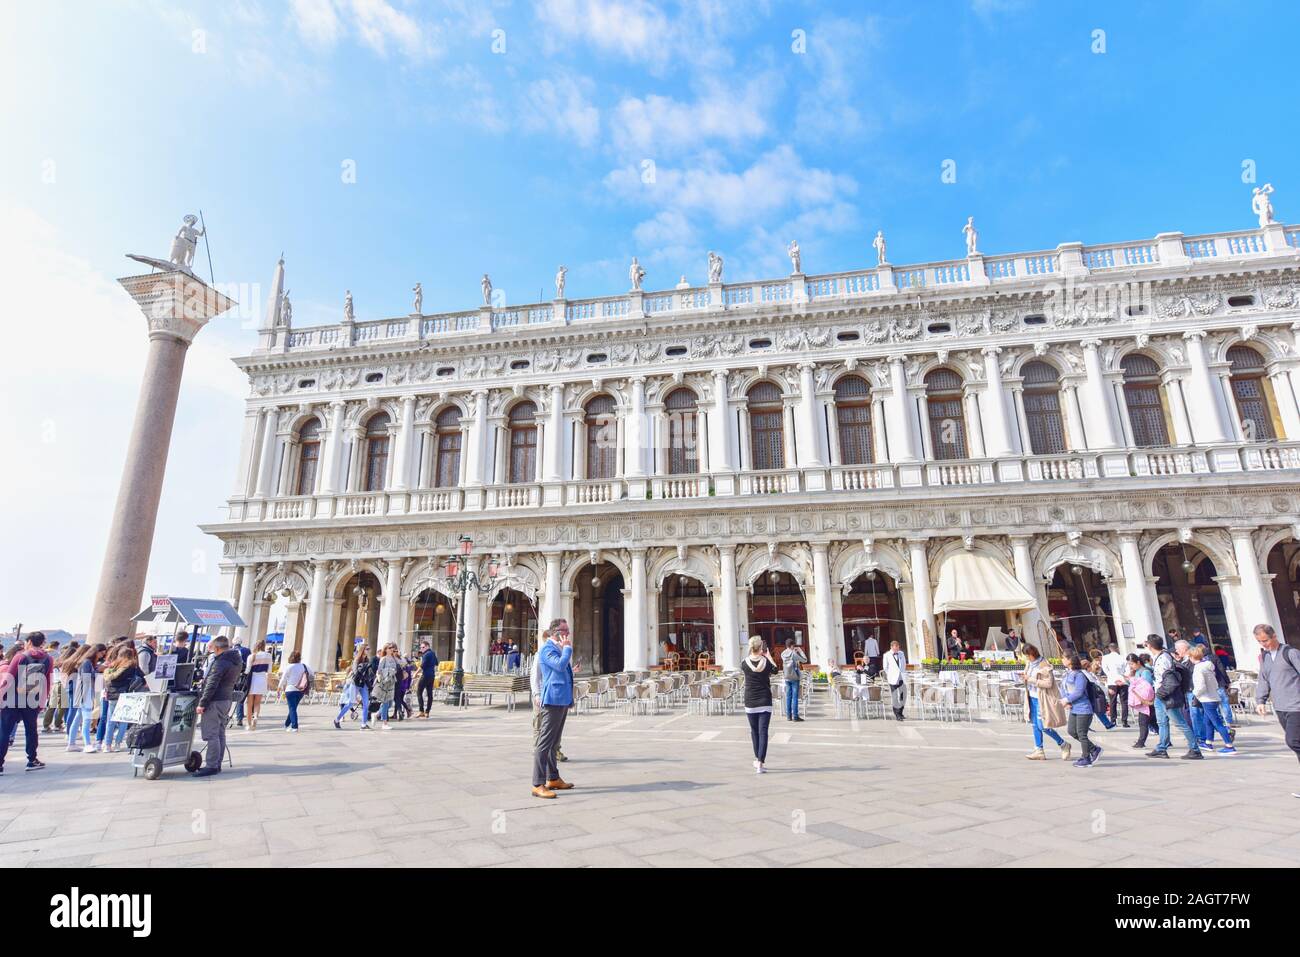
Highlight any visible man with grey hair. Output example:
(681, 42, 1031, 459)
(1254, 624, 1300, 795)
(193, 635, 241, 778)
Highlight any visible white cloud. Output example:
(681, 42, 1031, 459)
(611, 75, 775, 157)
(288, 0, 436, 59)
(524, 74, 601, 147)
(289, 0, 343, 49)
(535, 0, 672, 65)
(350, 0, 430, 58)
(794, 16, 882, 142)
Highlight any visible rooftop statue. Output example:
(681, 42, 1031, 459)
(555, 265, 567, 299)
(481, 274, 493, 307)
(872, 229, 887, 266)
(629, 257, 645, 291)
(1252, 183, 1276, 228)
(788, 240, 801, 274)
(168, 214, 205, 271)
(707, 251, 723, 284)
(412, 282, 422, 314)
(280, 290, 292, 327)
(343, 290, 354, 322)
(963, 216, 979, 256)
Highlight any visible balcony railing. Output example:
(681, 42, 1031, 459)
(262, 222, 1299, 357)
(231, 441, 1300, 522)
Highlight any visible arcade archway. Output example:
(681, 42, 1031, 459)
(1153, 543, 1230, 655)
(573, 561, 625, 674)
(748, 570, 808, 655)
(333, 571, 381, 668)
(840, 570, 905, 666)
(1266, 538, 1300, 648)
(489, 588, 539, 657)
(1046, 563, 1116, 657)
(410, 588, 457, 662)
(659, 573, 714, 665)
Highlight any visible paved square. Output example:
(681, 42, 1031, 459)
(2, 696, 1297, 868)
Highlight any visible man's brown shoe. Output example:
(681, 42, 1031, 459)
(545, 779, 574, 790)
(531, 785, 557, 799)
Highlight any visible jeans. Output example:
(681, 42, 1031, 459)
(1186, 692, 1207, 742)
(417, 675, 435, 712)
(0, 708, 39, 767)
(1154, 698, 1200, 753)
(785, 680, 800, 719)
(1198, 700, 1233, 746)
(235, 699, 245, 725)
(1068, 712, 1094, 760)
(43, 683, 67, 731)
(284, 690, 303, 729)
(105, 699, 131, 748)
(95, 698, 110, 743)
(747, 710, 772, 763)
(1029, 696, 1065, 747)
(378, 699, 392, 723)
(66, 705, 94, 748)
(1217, 687, 1236, 726)
(336, 686, 370, 725)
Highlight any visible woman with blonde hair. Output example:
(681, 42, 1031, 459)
(740, 636, 779, 773)
(103, 646, 145, 753)
(373, 643, 400, 730)
(242, 639, 273, 731)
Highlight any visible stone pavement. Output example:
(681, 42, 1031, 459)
(1, 694, 1297, 868)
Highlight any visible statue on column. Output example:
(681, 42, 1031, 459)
(873, 229, 887, 265)
(343, 290, 354, 322)
(481, 273, 493, 307)
(707, 251, 723, 284)
(1252, 183, 1276, 227)
(787, 239, 801, 274)
(412, 282, 423, 314)
(279, 290, 293, 328)
(629, 257, 645, 291)
(555, 265, 567, 299)
(963, 216, 979, 256)
(167, 214, 205, 271)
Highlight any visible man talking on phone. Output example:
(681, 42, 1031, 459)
(532, 618, 574, 799)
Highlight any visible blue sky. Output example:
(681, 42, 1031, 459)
(2, 0, 1297, 631)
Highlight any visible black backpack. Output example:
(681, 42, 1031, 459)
(1086, 677, 1109, 715)
(125, 722, 163, 750)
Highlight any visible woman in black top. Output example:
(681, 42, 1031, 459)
(103, 647, 145, 753)
(740, 637, 779, 773)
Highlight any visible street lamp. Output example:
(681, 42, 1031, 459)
(443, 535, 501, 706)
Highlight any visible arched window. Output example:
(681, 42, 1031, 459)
(363, 412, 391, 491)
(1022, 361, 1066, 455)
(434, 407, 462, 488)
(665, 388, 699, 475)
(295, 418, 321, 495)
(507, 401, 538, 484)
(1227, 345, 1277, 441)
(585, 395, 617, 479)
(925, 368, 967, 460)
(1121, 354, 1170, 448)
(747, 382, 785, 470)
(834, 375, 872, 465)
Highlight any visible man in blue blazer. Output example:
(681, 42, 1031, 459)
(532, 621, 575, 799)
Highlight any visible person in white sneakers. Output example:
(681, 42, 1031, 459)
(1189, 645, 1235, 754)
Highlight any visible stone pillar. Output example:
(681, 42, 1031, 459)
(391, 395, 416, 490)
(254, 407, 280, 498)
(796, 363, 826, 467)
(461, 590, 484, 667)
(235, 565, 257, 643)
(1119, 532, 1160, 648)
(625, 377, 647, 482)
(543, 385, 564, 482)
(625, 548, 648, 669)
(320, 400, 346, 494)
(1182, 331, 1233, 444)
(1080, 339, 1121, 449)
(888, 357, 918, 461)
(1229, 528, 1278, 665)
(908, 539, 934, 660)
(301, 561, 330, 672)
(1061, 381, 1088, 451)
(715, 545, 740, 670)
(541, 552, 563, 628)
(88, 269, 234, 642)
(981, 347, 1015, 457)
(1268, 365, 1300, 440)
(1010, 536, 1045, 641)
(380, 560, 404, 650)
(809, 543, 837, 668)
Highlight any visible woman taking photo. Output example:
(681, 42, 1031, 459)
(243, 639, 274, 731)
(1060, 654, 1099, 768)
(334, 646, 374, 730)
(1020, 644, 1070, 761)
(740, 637, 778, 774)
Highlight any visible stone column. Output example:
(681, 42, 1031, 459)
(253, 407, 280, 498)
(380, 560, 404, 650)
(889, 358, 918, 461)
(796, 363, 826, 467)
(461, 589, 484, 667)
(391, 395, 416, 490)
(625, 548, 648, 669)
(625, 377, 647, 482)
(541, 552, 563, 628)
(809, 543, 837, 668)
(1010, 536, 1045, 641)
(1229, 528, 1278, 665)
(1268, 364, 1300, 440)
(981, 347, 1015, 457)
(908, 539, 934, 660)
(88, 268, 234, 642)
(543, 385, 564, 482)
(1080, 339, 1121, 449)
(301, 561, 331, 672)
(1183, 331, 1232, 444)
(320, 401, 346, 494)
(1061, 380, 1088, 451)
(235, 565, 257, 643)
(715, 545, 739, 670)
(1119, 532, 1160, 647)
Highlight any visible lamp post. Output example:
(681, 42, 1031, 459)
(444, 535, 501, 706)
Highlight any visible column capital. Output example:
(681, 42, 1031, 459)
(981, 345, 1002, 358)
(809, 540, 830, 555)
(1008, 534, 1034, 547)
(716, 543, 737, 556)
(1182, 329, 1208, 342)
(1117, 530, 1143, 544)
(1080, 338, 1103, 350)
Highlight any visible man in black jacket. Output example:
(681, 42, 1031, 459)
(194, 636, 241, 778)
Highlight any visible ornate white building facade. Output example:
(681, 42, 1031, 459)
(203, 218, 1300, 676)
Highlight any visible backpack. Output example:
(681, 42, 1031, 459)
(782, 650, 803, 681)
(125, 722, 163, 750)
(296, 666, 312, 693)
(13, 654, 50, 708)
(1085, 675, 1108, 714)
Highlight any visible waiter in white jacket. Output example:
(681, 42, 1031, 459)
(883, 640, 907, 721)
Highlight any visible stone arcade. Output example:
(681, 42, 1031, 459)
(203, 218, 1300, 675)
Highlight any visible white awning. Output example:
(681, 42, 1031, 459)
(932, 553, 1038, 613)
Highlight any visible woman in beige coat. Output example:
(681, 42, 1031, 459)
(1021, 644, 1071, 761)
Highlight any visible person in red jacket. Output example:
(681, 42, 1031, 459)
(0, 631, 52, 773)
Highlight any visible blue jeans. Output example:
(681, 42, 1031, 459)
(1029, 696, 1065, 747)
(1154, 698, 1200, 753)
(1186, 692, 1207, 741)
(785, 680, 800, 718)
(66, 705, 94, 747)
(336, 685, 370, 725)
(379, 699, 392, 722)
(0, 708, 39, 767)
(1217, 687, 1236, 726)
(284, 690, 303, 729)
(95, 698, 110, 743)
(105, 700, 131, 748)
(1199, 700, 1233, 746)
